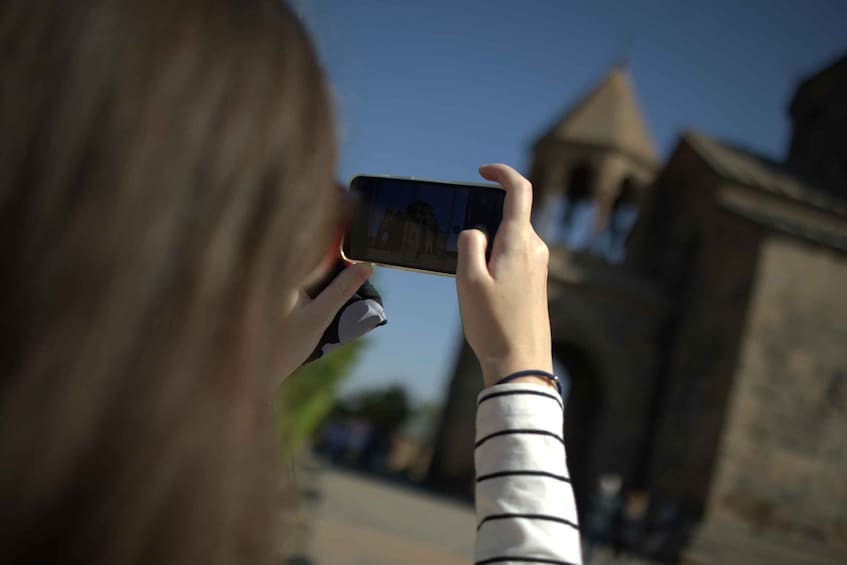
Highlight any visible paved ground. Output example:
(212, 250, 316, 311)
(282, 457, 655, 565)
(288, 458, 476, 564)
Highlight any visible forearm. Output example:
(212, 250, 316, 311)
(474, 382, 582, 564)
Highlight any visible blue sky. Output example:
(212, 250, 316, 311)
(294, 0, 847, 405)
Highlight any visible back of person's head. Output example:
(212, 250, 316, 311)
(0, 1, 336, 563)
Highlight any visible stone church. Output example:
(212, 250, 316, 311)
(427, 55, 847, 563)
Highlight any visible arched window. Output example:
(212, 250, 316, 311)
(590, 176, 639, 261)
(559, 163, 595, 250)
(603, 176, 639, 262)
(529, 160, 546, 190)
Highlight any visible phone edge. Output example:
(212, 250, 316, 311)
(346, 173, 503, 191)
(339, 245, 456, 278)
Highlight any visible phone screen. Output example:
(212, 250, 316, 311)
(343, 176, 505, 275)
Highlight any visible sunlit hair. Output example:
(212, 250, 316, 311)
(0, 1, 336, 563)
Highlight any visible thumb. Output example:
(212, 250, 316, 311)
(456, 226, 491, 284)
(308, 262, 373, 328)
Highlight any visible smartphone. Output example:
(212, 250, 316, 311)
(342, 175, 505, 276)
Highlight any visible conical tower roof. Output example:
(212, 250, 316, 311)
(538, 65, 658, 165)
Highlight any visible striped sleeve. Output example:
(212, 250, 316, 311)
(474, 383, 582, 565)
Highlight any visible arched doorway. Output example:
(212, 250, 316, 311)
(553, 343, 605, 521)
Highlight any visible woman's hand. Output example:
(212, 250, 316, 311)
(276, 262, 373, 385)
(456, 164, 553, 389)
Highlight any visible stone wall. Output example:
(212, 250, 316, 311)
(708, 235, 847, 552)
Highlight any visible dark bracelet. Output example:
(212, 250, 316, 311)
(495, 369, 563, 397)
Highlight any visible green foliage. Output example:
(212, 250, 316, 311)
(274, 340, 363, 456)
(332, 384, 411, 434)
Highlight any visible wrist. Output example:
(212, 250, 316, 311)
(481, 358, 554, 389)
(489, 369, 562, 397)
(496, 375, 559, 392)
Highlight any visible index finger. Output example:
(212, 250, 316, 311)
(478, 163, 533, 224)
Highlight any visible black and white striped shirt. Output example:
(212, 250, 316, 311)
(475, 383, 581, 565)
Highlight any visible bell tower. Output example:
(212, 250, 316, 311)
(529, 65, 659, 260)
